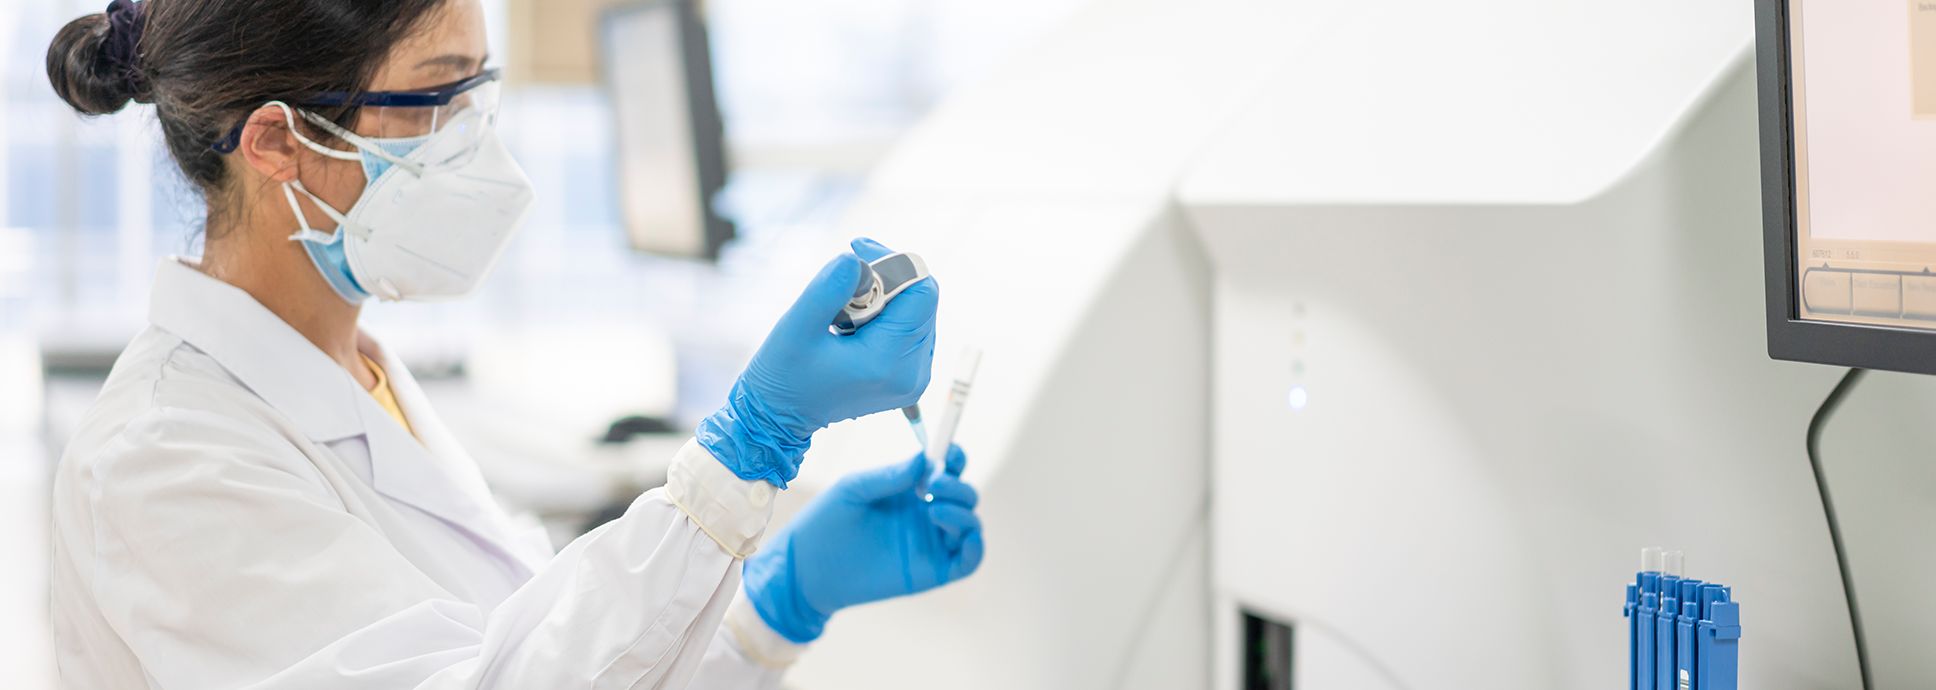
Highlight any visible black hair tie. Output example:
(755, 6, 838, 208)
(102, 0, 148, 97)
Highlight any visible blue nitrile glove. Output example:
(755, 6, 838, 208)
(743, 445, 986, 643)
(698, 238, 938, 487)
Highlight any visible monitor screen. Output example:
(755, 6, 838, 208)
(602, 0, 735, 261)
(1788, 0, 1936, 329)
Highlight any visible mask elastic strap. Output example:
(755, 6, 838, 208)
(285, 178, 371, 242)
(280, 182, 338, 244)
(269, 101, 370, 244)
(298, 109, 427, 178)
(264, 102, 363, 163)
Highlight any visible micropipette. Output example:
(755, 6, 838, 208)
(902, 405, 929, 449)
(826, 251, 935, 452)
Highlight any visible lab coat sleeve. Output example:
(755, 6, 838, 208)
(87, 407, 776, 690)
(687, 589, 811, 689)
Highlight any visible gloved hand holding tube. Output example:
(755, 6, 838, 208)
(697, 238, 939, 488)
(743, 445, 987, 643)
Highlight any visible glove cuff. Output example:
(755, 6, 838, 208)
(743, 538, 833, 644)
(697, 381, 814, 488)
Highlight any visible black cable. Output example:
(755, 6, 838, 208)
(1806, 367, 1872, 690)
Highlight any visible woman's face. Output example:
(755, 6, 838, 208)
(298, 0, 489, 213)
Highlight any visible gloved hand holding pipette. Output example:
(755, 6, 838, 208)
(697, 238, 936, 487)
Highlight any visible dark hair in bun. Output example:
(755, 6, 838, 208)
(42, 0, 449, 219)
(46, 0, 149, 116)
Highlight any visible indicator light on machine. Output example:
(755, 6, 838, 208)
(1287, 385, 1309, 412)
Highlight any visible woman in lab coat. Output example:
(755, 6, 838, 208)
(43, 0, 985, 687)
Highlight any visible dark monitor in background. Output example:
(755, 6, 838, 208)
(601, 0, 736, 261)
(1760, 0, 1936, 375)
(1758, 9, 1936, 690)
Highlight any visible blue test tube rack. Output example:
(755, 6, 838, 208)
(1627, 550, 1738, 690)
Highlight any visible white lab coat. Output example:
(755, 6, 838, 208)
(50, 258, 807, 689)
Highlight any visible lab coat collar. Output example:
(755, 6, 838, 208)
(148, 258, 365, 442)
(359, 334, 535, 574)
(149, 259, 530, 569)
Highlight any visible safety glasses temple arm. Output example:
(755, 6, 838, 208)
(210, 68, 501, 154)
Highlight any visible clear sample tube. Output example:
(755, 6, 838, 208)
(921, 347, 982, 495)
(1661, 550, 1685, 578)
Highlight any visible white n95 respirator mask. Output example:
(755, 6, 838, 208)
(272, 98, 534, 303)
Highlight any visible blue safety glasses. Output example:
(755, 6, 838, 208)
(212, 68, 502, 154)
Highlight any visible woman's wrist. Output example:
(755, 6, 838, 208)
(726, 588, 809, 668)
(741, 539, 833, 644)
(696, 380, 816, 488)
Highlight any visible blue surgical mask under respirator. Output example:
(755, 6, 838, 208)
(298, 135, 431, 304)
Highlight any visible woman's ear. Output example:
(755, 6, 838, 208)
(236, 105, 304, 184)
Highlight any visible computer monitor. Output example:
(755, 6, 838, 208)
(1760, 0, 1936, 374)
(600, 0, 735, 261)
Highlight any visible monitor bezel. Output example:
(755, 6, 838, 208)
(1759, 0, 1936, 375)
(600, 0, 737, 263)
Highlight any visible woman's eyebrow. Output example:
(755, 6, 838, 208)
(414, 54, 481, 73)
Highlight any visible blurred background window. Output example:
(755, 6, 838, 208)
(0, 0, 1090, 370)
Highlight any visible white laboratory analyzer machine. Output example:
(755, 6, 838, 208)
(772, 0, 1936, 688)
